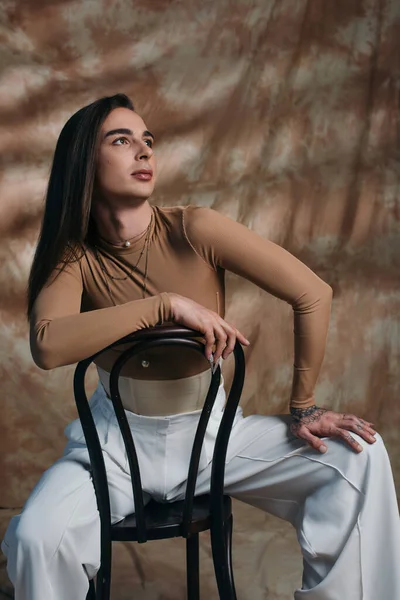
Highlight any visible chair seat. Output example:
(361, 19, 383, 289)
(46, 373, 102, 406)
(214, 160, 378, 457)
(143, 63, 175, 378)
(111, 494, 232, 542)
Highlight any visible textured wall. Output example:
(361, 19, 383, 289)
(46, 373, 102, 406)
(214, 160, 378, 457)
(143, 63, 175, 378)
(1, 0, 399, 598)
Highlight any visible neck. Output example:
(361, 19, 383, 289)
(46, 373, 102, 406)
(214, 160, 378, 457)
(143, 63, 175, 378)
(91, 199, 153, 245)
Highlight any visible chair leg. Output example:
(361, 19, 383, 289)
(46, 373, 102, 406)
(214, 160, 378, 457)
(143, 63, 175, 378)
(211, 515, 237, 600)
(186, 533, 200, 600)
(225, 515, 237, 600)
(95, 564, 112, 600)
(86, 578, 96, 600)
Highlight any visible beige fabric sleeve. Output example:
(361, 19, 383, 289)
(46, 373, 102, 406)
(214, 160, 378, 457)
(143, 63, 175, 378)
(183, 206, 333, 409)
(30, 260, 172, 369)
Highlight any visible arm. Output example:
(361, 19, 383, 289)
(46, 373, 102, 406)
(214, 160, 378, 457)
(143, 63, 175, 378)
(30, 260, 172, 369)
(182, 206, 333, 410)
(182, 207, 378, 455)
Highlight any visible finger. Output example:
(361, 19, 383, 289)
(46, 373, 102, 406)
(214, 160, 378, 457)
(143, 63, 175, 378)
(335, 428, 363, 453)
(358, 417, 376, 428)
(342, 414, 372, 425)
(296, 427, 328, 454)
(360, 423, 376, 436)
(203, 327, 216, 360)
(222, 320, 250, 346)
(342, 415, 376, 436)
(212, 325, 228, 364)
(358, 421, 376, 436)
(221, 325, 237, 360)
(343, 422, 376, 444)
(235, 330, 251, 346)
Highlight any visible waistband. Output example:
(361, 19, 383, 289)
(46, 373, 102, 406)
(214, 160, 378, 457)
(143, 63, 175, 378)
(96, 366, 225, 424)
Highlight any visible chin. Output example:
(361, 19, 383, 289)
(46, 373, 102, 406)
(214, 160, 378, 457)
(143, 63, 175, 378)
(134, 186, 155, 199)
(100, 182, 155, 204)
(127, 187, 155, 201)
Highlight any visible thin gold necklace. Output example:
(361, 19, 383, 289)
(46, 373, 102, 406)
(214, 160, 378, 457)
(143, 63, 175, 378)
(94, 211, 153, 303)
(98, 220, 150, 248)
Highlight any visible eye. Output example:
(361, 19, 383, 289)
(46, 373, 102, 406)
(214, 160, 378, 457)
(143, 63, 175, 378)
(144, 139, 153, 148)
(112, 137, 129, 145)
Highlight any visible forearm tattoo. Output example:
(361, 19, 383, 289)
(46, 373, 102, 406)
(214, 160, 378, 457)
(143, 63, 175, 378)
(290, 405, 327, 424)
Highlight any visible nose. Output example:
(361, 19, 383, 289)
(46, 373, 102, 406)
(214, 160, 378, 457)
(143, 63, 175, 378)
(135, 140, 153, 160)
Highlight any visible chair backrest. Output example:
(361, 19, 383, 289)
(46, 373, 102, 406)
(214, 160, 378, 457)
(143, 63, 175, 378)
(73, 325, 245, 547)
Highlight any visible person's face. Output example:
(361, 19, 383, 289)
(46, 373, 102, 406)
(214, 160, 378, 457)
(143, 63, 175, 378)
(94, 107, 156, 204)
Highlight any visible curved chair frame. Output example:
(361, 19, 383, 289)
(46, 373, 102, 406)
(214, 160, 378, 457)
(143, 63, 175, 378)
(74, 326, 245, 599)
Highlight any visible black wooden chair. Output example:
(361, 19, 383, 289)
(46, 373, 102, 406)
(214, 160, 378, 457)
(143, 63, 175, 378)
(74, 325, 245, 600)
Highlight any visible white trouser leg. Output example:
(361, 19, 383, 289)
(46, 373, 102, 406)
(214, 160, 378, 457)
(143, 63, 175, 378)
(195, 413, 400, 599)
(1, 384, 138, 600)
(0, 377, 220, 600)
(3, 376, 399, 600)
(1, 449, 136, 600)
(2, 454, 100, 600)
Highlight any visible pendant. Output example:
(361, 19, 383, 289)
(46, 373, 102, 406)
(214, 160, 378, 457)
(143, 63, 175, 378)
(141, 360, 150, 368)
(124, 240, 131, 247)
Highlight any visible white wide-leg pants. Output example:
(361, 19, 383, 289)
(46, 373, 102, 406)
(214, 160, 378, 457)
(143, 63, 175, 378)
(2, 375, 400, 600)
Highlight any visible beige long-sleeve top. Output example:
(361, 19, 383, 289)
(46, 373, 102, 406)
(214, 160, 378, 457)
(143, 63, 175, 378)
(30, 205, 332, 409)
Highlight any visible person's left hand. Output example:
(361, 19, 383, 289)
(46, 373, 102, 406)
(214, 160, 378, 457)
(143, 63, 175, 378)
(289, 406, 377, 454)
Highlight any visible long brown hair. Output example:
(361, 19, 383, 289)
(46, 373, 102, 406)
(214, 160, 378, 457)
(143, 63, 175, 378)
(27, 93, 134, 319)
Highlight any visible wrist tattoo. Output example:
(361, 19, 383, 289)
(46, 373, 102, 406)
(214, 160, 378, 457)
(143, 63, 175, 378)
(290, 405, 327, 424)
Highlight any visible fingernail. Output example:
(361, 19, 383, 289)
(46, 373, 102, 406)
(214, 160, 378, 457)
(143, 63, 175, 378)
(320, 445, 327, 453)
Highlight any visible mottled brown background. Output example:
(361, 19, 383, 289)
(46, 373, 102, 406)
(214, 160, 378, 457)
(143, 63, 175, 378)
(0, 0, 399, 598)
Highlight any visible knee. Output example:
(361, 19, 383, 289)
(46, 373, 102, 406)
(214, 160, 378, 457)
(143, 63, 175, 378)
(321, 430, 392, 497)
(9, 511, 59, 559)
(358, 430, 386, 461)
(351, 430, 394, 488)
(15, 517, 40, 551)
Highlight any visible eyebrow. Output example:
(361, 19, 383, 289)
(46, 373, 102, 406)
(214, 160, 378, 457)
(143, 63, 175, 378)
(103, 128, 155, 140)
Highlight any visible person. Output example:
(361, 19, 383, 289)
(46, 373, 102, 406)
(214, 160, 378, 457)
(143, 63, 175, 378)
(1, 93, 399, 600)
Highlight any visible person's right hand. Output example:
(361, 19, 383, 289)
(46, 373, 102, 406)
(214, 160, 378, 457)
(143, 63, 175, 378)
(168, 293, 250, 364)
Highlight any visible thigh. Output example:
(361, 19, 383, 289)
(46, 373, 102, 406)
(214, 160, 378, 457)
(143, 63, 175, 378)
(223, 412, 372, 489)
(62, 385, 140, 522)
(2, 453, 99, 562)
(2, 448, 139, 573)
(19, 446, 135, 539)
(196, 413, 361, 521)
